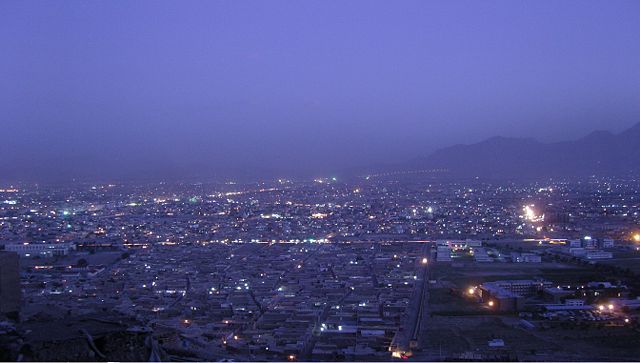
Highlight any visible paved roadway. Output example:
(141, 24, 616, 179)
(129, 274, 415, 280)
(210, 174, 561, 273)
(391, 242, 433, 359)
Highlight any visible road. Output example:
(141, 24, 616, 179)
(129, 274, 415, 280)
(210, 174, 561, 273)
(391, 242, 432, 358)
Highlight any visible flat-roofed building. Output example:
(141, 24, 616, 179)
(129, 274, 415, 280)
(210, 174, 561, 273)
(5, 242, 75, 257)
(0, 251, 21, 317)
(479, 279, 552, 311)
(585, 251, 613, 260)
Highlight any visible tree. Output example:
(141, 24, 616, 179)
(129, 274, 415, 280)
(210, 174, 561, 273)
(77, 258, 88, 267)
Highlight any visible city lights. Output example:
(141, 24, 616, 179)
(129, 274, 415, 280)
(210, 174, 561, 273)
(522, 204, 544, 222)
(2, 0, 640, 359)
(523, 205, 535, 220)
(4, 176, 640, 361)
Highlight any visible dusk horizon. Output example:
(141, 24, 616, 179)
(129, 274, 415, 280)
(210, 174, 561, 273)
(2, 1, 640, 362)
(2, 120, 639, 184)
(3, 1, 640, 182)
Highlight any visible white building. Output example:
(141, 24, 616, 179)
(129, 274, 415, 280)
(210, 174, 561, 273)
(568, 239, 582, 247)
(565, 299, 585, 306)
(511, 252, 541, 263)
(585, 251, 613, 260)
(473, 248, 493, 262)
(436, 246, 452, 262)
(5, 242, 76, 257)
(600, 239, 615, 248)
(436, 239, 482, 249)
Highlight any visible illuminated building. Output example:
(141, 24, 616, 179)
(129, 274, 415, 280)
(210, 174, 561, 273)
(4, 242, 75, 257)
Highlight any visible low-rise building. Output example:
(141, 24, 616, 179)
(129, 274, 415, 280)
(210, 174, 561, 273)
(585, 251, 613, 260)
(5, 242, 75, 257)
(0, 251, 21, 317)
(511, 252, 541, 263)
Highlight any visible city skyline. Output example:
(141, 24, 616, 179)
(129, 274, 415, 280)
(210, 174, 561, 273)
(2, 2, 640, 362)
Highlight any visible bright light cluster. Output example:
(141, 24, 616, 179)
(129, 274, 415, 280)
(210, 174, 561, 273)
(522, 204, 544, 222)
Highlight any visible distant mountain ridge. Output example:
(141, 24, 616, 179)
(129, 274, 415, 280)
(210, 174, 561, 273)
(391, 122, 640, 179)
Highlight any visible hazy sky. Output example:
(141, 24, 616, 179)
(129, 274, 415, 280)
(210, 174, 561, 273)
(2, 1, 640, 181)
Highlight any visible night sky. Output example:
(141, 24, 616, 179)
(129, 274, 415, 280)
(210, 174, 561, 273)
(2, 1, 639, 181)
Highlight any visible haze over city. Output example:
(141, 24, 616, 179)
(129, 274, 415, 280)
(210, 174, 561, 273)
(2, 2, 640, 363)
(2, 0, 640, 181)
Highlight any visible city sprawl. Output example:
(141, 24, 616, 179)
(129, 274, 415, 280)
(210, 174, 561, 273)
(1, 177, 640, 361)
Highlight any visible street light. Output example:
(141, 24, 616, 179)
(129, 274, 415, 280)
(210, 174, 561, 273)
(421, 257, 428, 265)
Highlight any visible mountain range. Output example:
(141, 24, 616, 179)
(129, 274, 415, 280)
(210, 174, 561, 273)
(375, 122, 640, 180)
